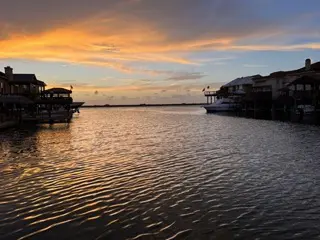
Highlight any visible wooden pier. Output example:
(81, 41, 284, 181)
(22, 111, 73, 124)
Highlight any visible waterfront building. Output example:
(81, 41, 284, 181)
(252, 59, 320, 100)
(1, 66, 84, 129)
(0, 71, 9, 95)
(203, 75, 260, 112)
(204, 75, 260, 105)
(203, 59, 320, 123)
(4, 66, 46, 96)
(0, 68, 29, 127)
(222, 75, 260, 96)
(0, 71, 10, 126)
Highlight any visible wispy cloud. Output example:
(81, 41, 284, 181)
(1, 0, 320, 105)
(195, 56, 236, 64)
(2, 21, 319, 76)
(243, 64, 269, 68)
(166, 72, 206, 81)
(1, 0, 319, 74)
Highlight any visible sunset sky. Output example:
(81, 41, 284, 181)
(1, 0, 320, 104)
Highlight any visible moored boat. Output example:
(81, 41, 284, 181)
(203, 98, 239, 113)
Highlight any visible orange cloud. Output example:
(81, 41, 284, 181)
(0, 16, 202, 71)
(0, 14, 233, 73)
(1, 13, 320, 75)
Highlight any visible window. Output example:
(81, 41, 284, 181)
(297, 84, 304, 91)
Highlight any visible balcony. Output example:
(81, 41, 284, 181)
(291, 90, 315, 99)
(36, 97, 73, 105)
(290, 90, 320, 105)
(204, 91, 217, 96)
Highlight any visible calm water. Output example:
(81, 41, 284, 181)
(1, 107, 320, 240)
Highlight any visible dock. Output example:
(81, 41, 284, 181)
(22, 111, 73, 124)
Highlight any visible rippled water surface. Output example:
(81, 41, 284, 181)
(1, 107, 320, 240)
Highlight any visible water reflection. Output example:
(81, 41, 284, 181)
(0, 107, 320, 239)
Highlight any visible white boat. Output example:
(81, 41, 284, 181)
(295, 105, 315, 115)
(203, 98, 239, 113)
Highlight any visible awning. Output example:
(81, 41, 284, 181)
(0, 95, 34, 104)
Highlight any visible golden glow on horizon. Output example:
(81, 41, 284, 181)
(46, 82, 212, 94)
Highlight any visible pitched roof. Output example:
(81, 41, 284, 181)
(0, 71, 8, 80)
(36, 80, 47, 86)
(10, 74, 46, 86)
(12, 74, 37, 84)
(288, 76, 320, 86)
(311, 62, 320, 71)
(254, 61, 320, 80)
(223, 75, 261, 87)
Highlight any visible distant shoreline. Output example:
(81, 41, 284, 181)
(81, 103, 205, 108)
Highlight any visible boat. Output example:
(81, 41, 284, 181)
(22, 89, 85, 124)
(295, 105, 315, 115)
(203, 97, 239, 113)
(71, 102, 85, 114)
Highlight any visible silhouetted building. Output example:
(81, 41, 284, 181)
(223, 75, 261, 96)
(252, 59, 320, 100)
(0, 71, 9, 95)
(4, 66, 46, 96)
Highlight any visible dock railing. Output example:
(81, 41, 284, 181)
(204, 91, 217, 96)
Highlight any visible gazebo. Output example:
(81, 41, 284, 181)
(42, 88, 72, 98)
(38, 88, 73, 104)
